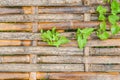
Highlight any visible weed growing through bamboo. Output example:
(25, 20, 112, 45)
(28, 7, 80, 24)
(97, 0, 120, 40)
(40, 27, 70, 47)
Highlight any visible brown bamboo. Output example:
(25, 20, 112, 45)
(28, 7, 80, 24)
(0, 23, 32, 31)
(0, 32, 120, 40)
(0, 72, 118, 80)
(0, 6, 109, 14)
(0, 21, 118, 31)
(84, 0, 120, 5)
(38, 6, 96, 14)
(0, 56, 29, 63)
(29, 6, 39, 80)
(22, 7, 32, 14)
(37, 72, 119, 80)
(0, 64, 84, 72)
(0, 33, 40, 40)
(37, 56, 120, 64)
(87, 39, 120, 47)
(90, 48, 120, 56)
(0, 46, 83, 56)
(0, 14, 84, 22)
(0, 55, 119, 64)
(84, 0, 106, 5)
(0, 0, 83, 6)
(27, 46, 83, 56)
(0, 40, 31, 46)
(89, 64, 120, 72)
(0, 73, 29, 79)
(0, 7, 24, 14)
(38, 21, 100, 30)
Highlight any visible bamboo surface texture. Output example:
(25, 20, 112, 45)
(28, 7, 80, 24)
(0, 0, 120, 80)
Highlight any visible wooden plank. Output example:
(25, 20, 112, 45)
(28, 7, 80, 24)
(0, 33, 39, 40)
(89, 64, 120, 72)
(26, 47, 83, 56)
(90, 48, 120, 56)
(38, 21, 100, 30)
(0, 56, 29, 63)
(0, 55, 119, 64)
(0, 14, 83, 22)
(0, 0, 82, 6)
(0, 72, 118, 80)
(0, 47, 25, 55)
(0, 47, 83, 55)
(0, 64, 84, 72)
(38, 6, 110, 13)
(0, 73, 29, 79)
(37, 56, 120, 64)
(37, 72, 119, 80)
(0, 32, 120, 40)
(38, 6, 96, 14)
(85, 0, 120, 5)
(84, 0, 105, 5)
(0, 40, 31, 46)
(0, 21, 118, 31)
(86, 56, 120, 64)
(0, 6, 110, 14)
(37, 56, 83, 63)
(87, 39, 120, 47)
(0, 23, 32, 31)
(0, 7, 32, 14)
(0, 7, 24, 14)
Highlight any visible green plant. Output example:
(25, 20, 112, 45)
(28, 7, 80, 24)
(97, 0, 120, 39)
(97, 5, 107, 21)
(108, 0, 120, 34)
(76, 28, 94, 49)
(40, 27, 70, 47)
(96, 5, 110, 40)
(97, 22, 110, 40)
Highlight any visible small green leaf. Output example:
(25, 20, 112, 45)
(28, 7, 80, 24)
(76, 28, 94, 49)
(108, 15, 119, 24)
(97, 5, 107, 14)
(96, 5, 107, 21)
(82, 28, 94, 39)
(99, 14, 106, 21)
(111, 0, 120, 15)
(77, 37, 87, 49)
(111, 24, 120, 35)
(97, 21, 110, 40)
(99, 21, 106, 31)
(97, 32, 110, 40)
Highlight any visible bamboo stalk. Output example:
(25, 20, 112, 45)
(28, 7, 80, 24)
(37, 72, 119, 80)
(0, 64, 84, 72)
(89, 64, 120, 72)
(90, 48, 120, 56)
(0, 73, 29, 79)
(37, 56, 120, 64)
(0, 32, 120, 40)
(0, 56, 29, 63)
(0, 40, 31, 46)
(0, 23, 32, 31)
(0, 0, 83, 6)
(0, 14, 84, 22)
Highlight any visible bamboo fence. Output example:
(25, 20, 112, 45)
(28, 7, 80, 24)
(0, 0, 120, 80)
